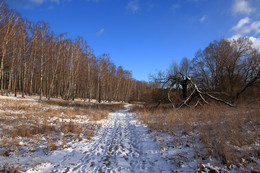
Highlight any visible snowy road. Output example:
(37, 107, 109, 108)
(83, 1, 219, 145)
(33, 105, 171, 173)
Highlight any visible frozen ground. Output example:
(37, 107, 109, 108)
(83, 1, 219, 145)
(29, 105, 171, 173)
(1, 96, 258, 172)
(1, 102, 172, 172)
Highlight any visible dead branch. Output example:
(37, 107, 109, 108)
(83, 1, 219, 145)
(178, 89, 196, 108)
(201, 92, 235, 107)
(177, 76, 235, 108)
(157, 74, 236, 108)
(194, 100, 202, 107)
(186, 76, 209, 105)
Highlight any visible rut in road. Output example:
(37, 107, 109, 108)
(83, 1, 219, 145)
(51, 105, 171, 173)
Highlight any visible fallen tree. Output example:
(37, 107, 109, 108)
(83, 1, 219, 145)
(156, 73, 259, 109)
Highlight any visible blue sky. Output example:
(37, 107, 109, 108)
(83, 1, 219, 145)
(6, 0, 260, 81)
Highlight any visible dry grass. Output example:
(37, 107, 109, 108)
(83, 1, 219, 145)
(0, 97, 122, 156)
(43, 99, 124, 112)
(0, 164, 21, 173)
(133, 103, 260, 170)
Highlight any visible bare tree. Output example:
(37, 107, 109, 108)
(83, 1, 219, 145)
(155, 38, 259, 108)
(0, 10, 19, 95)
(191, 38, 259, 103)
(0, 1, 153, 103)
(34, 21, 50, 100)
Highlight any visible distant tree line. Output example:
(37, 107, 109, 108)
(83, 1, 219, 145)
(0, 1, 152, 102)
(152, 38, 260, 107)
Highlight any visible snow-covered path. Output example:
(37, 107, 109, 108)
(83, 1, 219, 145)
(34, 105, 171, 173)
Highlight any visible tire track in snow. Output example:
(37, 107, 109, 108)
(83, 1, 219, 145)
(50, 106, 171, 173)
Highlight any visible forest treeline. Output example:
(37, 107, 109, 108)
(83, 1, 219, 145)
(0, 1, 152, 102)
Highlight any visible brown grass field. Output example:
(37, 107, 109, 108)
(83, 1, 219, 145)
(0, 97, 124, 161)
(133, 103, 260, 171)
(0, 95, 259, 172)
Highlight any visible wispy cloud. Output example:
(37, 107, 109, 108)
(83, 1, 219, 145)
(28, 0, 60, 5)
(231, 17, 260, 49)
(97, 28, 104, 36)
(249, 36, 260, 50)
(200, 15, 207, 23)
(8, 0, 63, 9)
(126, 0, 140, 14)
(232, 17, 250, 31)
(232, 17, 260, 35)
(232, 0, 254, 15)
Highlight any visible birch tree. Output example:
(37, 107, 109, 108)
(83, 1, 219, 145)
(0, 10, 19, 95)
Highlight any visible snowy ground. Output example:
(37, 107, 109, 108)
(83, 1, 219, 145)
(1, 96, 259, 172)
(24, 105, 171, 173)
(1, 103, 172, 172)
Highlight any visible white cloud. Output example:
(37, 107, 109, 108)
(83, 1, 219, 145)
(230, 34, 242, 40)
(232, 17, 250, 30)
(249, 36, 260, 50)
(8, 0, 63, 9)
(232, 0, 254, 15)
(126, 0, 140, 14)
(230, 18, 260, 50)
(251, 21, 260, 34)
(200, 15, 207, 23)
(28, 0, 60, 4)
(97, 28, 104, 36)
(232, 17, 260, 35)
